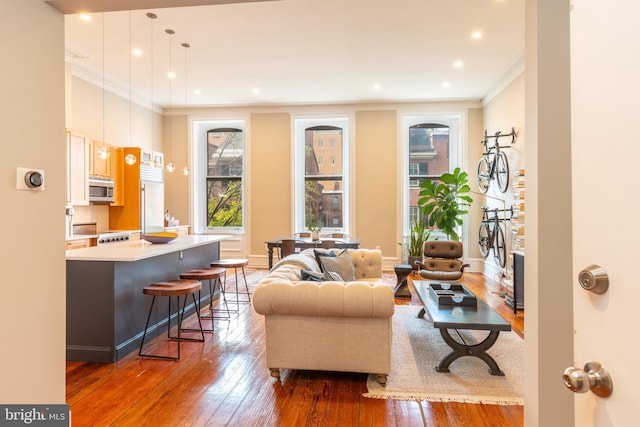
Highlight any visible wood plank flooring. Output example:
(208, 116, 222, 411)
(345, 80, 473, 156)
(66, 270, 524, 426)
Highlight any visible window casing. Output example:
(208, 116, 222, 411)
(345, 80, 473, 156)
(402, 115, 461, 239)
(294, 117, 350, 234)
(193, 119, 246, 234)
(206, 127, 244, 229)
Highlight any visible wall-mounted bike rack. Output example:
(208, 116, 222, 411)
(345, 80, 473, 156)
(477, 127, 518, 194)
(483, 127, 517, 146)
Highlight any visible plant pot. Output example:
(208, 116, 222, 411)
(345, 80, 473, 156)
(408, 255, 423, 271)
(311, 231, 319, 241)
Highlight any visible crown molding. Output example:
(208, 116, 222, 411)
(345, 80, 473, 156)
(481, 52, 525, 106)
(67, 57, 162, 113)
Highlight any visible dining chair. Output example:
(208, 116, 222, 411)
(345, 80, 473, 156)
(332, 233, 351, 238)
(320, 232, 351, 239)
(320, 240, 336, 249)
(277, 238, 299, 259)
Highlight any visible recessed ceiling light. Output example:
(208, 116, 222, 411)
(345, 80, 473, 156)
(132, 48, 142, 56)
(442, 82, 451, 88)
(168, 71, 176, 79)
(454, 60, 463, 68)
(80, 14, 91, 22)
(373, 83, 382, 91)
(193, 89, 201, 95)
(252, 88, 261, 94)
(472, 31, 483, 39)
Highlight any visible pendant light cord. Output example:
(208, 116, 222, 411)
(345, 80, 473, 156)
(147, 13, 156, 162)
(182, 42, 190, 175)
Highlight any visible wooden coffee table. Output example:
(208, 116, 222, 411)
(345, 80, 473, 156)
(413, 280, 512, 376)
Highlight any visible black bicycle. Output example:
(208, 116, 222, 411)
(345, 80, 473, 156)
(477, 128, 517, 193)
(478, 206, 512, 268)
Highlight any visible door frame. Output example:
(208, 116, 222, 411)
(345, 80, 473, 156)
(524, 0, 575, 425)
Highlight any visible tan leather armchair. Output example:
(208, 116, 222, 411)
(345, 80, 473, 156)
(416, 240, 470, 281)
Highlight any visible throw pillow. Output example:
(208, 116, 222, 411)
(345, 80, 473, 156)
(301, 269, 324, 282)
(313, 249, 336, 269)
(300, 269, 344, 282)
(316, 249, 356, 282)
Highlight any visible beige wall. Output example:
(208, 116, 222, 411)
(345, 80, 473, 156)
(250, 113, 292, 253)
(354, 110, 398, 252)
(0, 1, 66, 403)
(162, 114, 190, 225)
(179, 102, 482, 266)
(68, 77, 490, 265)
(68, 66, 527, 271)
(466, 107, 484, 259)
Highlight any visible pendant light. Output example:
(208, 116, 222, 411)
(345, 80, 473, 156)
(147, 12, 157, 168)
(125, 10, 137, 166)
(97, 13, 110, 161)
(165, 28, 176, 173)
(182, 42, 190, 176)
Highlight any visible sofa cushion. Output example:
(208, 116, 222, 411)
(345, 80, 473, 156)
(316, 249, 356, 282)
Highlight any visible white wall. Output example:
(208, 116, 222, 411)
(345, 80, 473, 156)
(69, 75, 160, 153)
(0, 0, 66, 403)
(481, 73, 525, 278)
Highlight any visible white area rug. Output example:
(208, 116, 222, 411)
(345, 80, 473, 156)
(364, 305, 524, 405)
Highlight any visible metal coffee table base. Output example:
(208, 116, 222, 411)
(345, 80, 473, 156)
(418, 307, 505, 376)
(436, 328, 504, 376)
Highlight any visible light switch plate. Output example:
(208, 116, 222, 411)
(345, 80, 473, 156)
(17, 167, 45, 191)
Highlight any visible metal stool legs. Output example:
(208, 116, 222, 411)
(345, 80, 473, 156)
(139, 292, 205, 361)
(223, 266, 251, 308)
(201, 275, 231, 320)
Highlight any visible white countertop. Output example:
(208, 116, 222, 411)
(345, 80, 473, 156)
(66, 234, 231, 262)
(67, 234, 98, 241)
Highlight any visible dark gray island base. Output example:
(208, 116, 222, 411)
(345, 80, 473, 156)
(66, 235, 228, 362)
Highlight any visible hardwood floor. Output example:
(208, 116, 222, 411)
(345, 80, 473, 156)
(66, 270, 524, 426)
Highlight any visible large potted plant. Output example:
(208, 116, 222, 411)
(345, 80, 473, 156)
(417, 167, 473, 241)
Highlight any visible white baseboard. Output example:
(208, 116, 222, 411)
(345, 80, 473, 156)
(478, 258, 506, 283)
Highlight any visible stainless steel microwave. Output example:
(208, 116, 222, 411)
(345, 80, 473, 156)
(88, 178, 114, 203)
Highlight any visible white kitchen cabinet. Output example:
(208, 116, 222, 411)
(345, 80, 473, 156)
(66, 129, 89, 205)
(89, 139, 112, 179)
(65, 238, 96, 250)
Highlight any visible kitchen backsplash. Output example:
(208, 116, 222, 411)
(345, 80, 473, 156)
(73, 205, 110, 233)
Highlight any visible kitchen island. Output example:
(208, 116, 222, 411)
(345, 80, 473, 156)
(66, 234, 230, 362)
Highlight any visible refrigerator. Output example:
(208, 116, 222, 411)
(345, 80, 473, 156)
(139, 154, 165, 233)
(141, 181, 164, 233)
(109, 148, 165, 233)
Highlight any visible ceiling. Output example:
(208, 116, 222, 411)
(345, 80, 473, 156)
(63, 0, 525, 109)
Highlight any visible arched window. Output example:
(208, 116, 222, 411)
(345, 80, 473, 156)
(294, 118, 350, 233)
(403, 114, 461, 238)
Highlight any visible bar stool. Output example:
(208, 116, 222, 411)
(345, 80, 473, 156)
(210, 258, 251, 307)
(139, 279, 205, 361)
(179, 267, 230, 328)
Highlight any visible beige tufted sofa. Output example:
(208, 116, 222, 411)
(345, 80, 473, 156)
(252, 248, 394, 385)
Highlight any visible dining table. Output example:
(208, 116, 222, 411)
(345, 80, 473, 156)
(265, 236, 361, 269)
